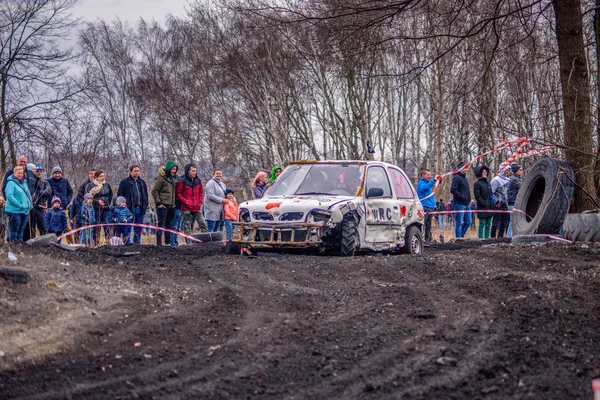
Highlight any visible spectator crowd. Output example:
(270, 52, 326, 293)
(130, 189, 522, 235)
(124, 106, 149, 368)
(0, 155, 283, 246)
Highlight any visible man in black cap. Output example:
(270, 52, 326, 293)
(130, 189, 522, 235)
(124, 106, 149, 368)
(450, 161, 471, 238)
(506, 163, 523, 238)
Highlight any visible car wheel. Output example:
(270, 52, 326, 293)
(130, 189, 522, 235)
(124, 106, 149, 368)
(512, 158, 574, 235)
(340, 212, 359, 257)
(402, 225, 423, 254)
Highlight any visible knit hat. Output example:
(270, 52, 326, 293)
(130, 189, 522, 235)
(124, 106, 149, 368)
(84, 193, 93, 201)
(51, 196, 61, 205)
(35, 164, 44, 171)
(225, 188, 234, 196)
(51, 166, 62, 175)
(511, 163, 521, 174)
(116, 196, 126, 205)
(27, 163, 36, 171)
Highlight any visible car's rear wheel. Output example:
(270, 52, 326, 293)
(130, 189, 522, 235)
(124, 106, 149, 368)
(340, 212, 359, 256)
(402, 225, 423, 254)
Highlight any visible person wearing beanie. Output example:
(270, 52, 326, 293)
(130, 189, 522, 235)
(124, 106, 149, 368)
(507, 164, 524, 238)
(450, 161, 471, 238)
(176, 163, 208, 245)
(223, 188, 239, 241)
(77, 193, 96, 245)
(151, 160, 178, 245)
(45, 196, 67, 240)
(117, 164, 149, 245)
(46, 166, 73, 211)
(490, 165, 511, 238)
(113, 195, 133, 243)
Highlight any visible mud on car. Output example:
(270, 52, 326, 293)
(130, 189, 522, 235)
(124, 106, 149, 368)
(232, 161, 425, 256)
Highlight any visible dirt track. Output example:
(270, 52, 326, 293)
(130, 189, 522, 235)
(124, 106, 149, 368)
(0, 239, 599, 399)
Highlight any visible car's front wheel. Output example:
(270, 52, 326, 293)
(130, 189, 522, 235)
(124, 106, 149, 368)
(340, 212, 359, 256)
(402, 225, 423, 254)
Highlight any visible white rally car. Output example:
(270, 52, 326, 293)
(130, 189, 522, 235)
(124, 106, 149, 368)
(233, 160, 425, 255)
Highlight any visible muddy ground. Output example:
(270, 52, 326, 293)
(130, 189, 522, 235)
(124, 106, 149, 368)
(0, 239, 599, 399)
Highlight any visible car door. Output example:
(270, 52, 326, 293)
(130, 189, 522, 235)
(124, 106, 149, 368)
(363, 165, 399, 247)
(388, 167, 421, 244)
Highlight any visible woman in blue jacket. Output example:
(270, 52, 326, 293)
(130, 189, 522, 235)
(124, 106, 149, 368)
(5, 166, 33, 242)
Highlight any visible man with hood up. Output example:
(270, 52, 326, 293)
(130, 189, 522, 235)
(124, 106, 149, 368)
(176, 163, 208, 240)
(490, 166, 511, 238)
(450, 161, 471, 238)
(473, 165, 494, 239)
(151, 160, 178, 246)
(267, 165, 282, 185)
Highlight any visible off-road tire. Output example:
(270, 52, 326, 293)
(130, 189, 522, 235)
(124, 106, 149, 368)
(402, 225, 423, 254)
(562, 213, 600, 242)
(512, 158, 574, 235)
(225, 242, 242, 255)
(0, 266, 29, 284)
(340, 212, 359, 257)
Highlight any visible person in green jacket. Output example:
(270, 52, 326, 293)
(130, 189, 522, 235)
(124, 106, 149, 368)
(267, 165, 282, 185)
(5, 166, 33, 242)
(151, 160, 178, 246)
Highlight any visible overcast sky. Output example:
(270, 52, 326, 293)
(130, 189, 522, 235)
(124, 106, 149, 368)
(73, 0, 190, 25)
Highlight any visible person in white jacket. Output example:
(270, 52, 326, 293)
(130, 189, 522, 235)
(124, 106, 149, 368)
(204, 168, 228, 232)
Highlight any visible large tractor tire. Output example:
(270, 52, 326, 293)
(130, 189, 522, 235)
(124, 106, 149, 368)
(512, 158, 574, 235)
(340, 212, 359, 257)
(562, 212, 600, 242)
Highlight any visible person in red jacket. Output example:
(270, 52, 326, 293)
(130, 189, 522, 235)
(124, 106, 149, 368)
(176, 163, 208, 239)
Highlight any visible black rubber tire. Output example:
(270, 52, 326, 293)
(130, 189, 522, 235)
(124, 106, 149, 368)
(0, 266, 29, 284)
(191, 231, 223, 242)
(562, 213, 600, 242)
(512, 158, 574, 235)
(340, 212, 359, 257)
(225, 242, 242, 255)
(511, 234, 553, 244)
(402, 225, 423, 254)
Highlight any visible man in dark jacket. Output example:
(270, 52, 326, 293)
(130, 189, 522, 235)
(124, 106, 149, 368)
(117, 164, 149, 245)
(450, 161, 472, 238)
(78, 168, 96, 201)
(506, 163, 523, 238)
(473, 165, 493, 239)
(30, 165, 52, 237)
(47, 166, 73, 210)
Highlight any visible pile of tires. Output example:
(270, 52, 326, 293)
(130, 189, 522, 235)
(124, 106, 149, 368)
(512, 158, 574, 235)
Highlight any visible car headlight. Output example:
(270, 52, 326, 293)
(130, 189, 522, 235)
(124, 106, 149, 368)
(308, 209, 331, 223)
(239, 208, 250, 222)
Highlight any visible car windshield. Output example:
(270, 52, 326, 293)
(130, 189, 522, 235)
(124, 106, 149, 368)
(266, 164, 365, 197)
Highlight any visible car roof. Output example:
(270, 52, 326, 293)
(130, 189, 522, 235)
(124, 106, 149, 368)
(289, 160, 400, 168)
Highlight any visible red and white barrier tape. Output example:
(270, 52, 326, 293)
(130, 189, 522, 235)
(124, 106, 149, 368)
(58, 222, 219, 243)
(426, 208, 532, 219)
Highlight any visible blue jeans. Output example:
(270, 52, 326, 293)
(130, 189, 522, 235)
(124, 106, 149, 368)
(454, 204, 472, 238)
(170, 209, 183, 246)
(507, 205, 514, 238)
(225, 219, 234, 241)
(80, 227, 94, 246)
(7, 212, 28, 242)
(438, 215, 444, 229)
(128, 207, 144, 244)
(156, 207, 175, 246)
(206, 219, 223, 233)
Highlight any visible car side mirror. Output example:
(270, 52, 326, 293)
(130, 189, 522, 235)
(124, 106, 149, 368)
(367, 188, 384, 198)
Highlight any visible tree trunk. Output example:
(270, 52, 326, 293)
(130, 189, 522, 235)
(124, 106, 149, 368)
(553, 0, 597, 211)
(594, 1, 600, 195)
